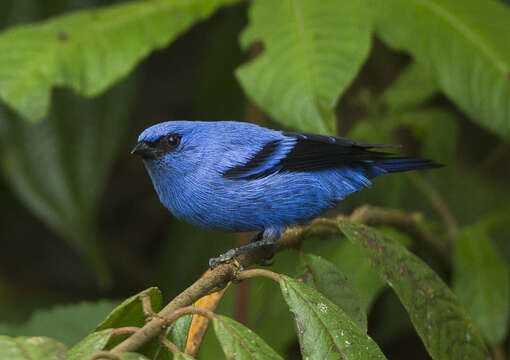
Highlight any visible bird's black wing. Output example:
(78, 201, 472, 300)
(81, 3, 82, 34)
(278, 131, 400, 171)
(222, 131, 400, 180)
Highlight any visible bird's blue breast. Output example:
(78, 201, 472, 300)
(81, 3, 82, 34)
(144, 158, 372, 232)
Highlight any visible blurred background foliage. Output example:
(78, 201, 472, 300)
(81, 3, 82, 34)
(0, 0, 509, 359)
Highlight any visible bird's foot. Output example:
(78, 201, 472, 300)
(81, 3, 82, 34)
(209, 228, 280, 270)
(209, 249, 244, 271)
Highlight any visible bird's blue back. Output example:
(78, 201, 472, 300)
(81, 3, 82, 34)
(137, 121, 437, 236)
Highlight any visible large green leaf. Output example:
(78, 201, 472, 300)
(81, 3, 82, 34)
(0, 76, 136, 286)
(346, 106, 458, 212)
(168, 315, 192, 352)
(280, 276, 386, 360)
(310, 231, 410, 315)
(373, 0, 510, 139)
(299, 253, 367, 331)
(389, 108, 458, 165)
(453, 225, 510, 345)
(380, 62, 439, 111)
(327, 241, 386, 313)
(67, 329, 113, 360)
(67, 330, 156, 360)
(95, 287, 169, 360)
(244, 251, 300, 357)
(0, 300, 118, 347)
(0, 0, 240, 122)
(236, 0, 371, 134)
(95, 288, 162, 332)
(0, 336, 67, 360)
(213, 315, 283, 360)
(340, 221, 489, 360)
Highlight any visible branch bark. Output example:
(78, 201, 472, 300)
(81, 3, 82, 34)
(110, 205, 442, 355)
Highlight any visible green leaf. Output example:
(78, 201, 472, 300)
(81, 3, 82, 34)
(381, 62, 439, 111)
(299, 253, 367, 331)
(310, 235, 387, 313)
(328, 241, 386, 313)
(0, 300, 118, 347)
(390, 108, 458, 165)
(280, 276, 386, 360)
(0, 336, 67, 360)
(236, 0, 371, 134)
(0, 0, 240, 122)
(339, 221, 489, 359)
(244, 251, 300, 356)
(453, 225, 510, 345)
(94, 287, 169, 359)
(213, 315, 283, 360)
(346, 107, 458, 209)
(96, 287, 162, 331)
(168, 315, 192, 352)
(0, 76, 137, 286)
(373, 0, 510, 139)
(478, 206, 510, 230)
(67, 329, 113, 360)
(441, 167, 510, 226)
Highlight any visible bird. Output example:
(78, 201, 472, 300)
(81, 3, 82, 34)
(132, 121, 440, 268)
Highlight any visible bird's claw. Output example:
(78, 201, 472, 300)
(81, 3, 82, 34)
(232, 257, 244, 271)
(209, 237, 275, 270)
(209, 250, 244, 271)
(208, 257, 219, 270)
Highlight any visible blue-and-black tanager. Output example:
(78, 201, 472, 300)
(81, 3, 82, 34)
(132, 121, 439, 268)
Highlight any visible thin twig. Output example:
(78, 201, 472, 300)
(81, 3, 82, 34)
(111, 327, 140, 336)
(141, 293, 155, 319)
(88, 351, 120, 360)
(236, 269, 282, 282)
(352, 205, 451, 267)
(159, 335, 182, 355)
(164, 306, 215, 326)
(111, 205, 441, 355)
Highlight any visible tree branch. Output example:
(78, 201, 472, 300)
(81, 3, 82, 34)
(110, 205, 442, 355)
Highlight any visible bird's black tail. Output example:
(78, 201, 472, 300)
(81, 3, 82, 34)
(368, 158, 442, 177)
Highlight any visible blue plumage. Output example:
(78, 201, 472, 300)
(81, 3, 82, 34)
(133, 121, 439, 267)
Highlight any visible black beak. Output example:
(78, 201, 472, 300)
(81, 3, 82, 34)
(131, 142, 157, 159)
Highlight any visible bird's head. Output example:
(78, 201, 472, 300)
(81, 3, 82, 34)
(133, 120, 271, 176)
(132, 121, 204, 172)
(133, 122, 180, 159)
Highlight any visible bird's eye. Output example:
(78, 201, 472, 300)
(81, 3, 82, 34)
(164, 134, 181, 149)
